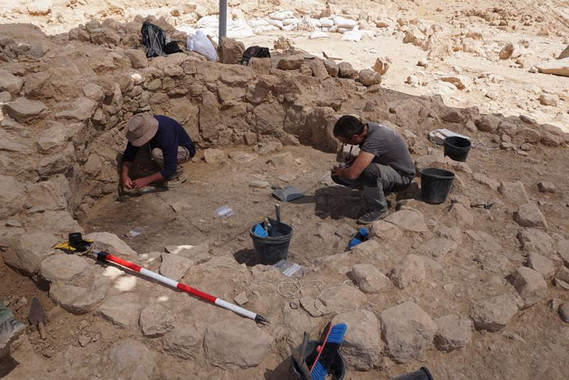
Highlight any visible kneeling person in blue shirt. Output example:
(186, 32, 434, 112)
(121, 113, 196, 190)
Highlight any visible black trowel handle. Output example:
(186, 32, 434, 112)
(275, 204, 281, 224)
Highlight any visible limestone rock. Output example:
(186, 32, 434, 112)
(475, 115, 501, 133)
(539, 93, 558, 107)
(537, 181, 556, 193)
(50, 272, 110, 314)
(434, 315, 473, 352)
(4, 232, 59, 275)
(517, 228, 553, 256)
(513, 204, 548, 230)
(318, 284, 367, 312)
(203, 148, 227, 164)
(108, 339, 155, 378)
(358, 69, 381, 86)
(164, 323, 203, 359)
(509, 267, 547, 308)
(559, 45, 569, 59)
(277, 55, 305, 70)
(499, 43, 515, 59)
(526, 253, 555, 280)
(228, 152, 257, 163)
(473, 173, 500, 190)
(85, 232, 137, 257)
(351, 264, 392, 293)
(381, 302, 436, 363)
(418, 238, 458, 258)
(498, 181, 529, 205)
(557, 239, 569, 267)
(385, 209, 428, 232)
(560, 303, 569, 323)
(40, 254, 90, 282)
(373, 56, 391, 75)
(125, 49, 148, 69)
(0, 69, 23, 94)
(160, 253, 194, 281)
(309, 59, 329, 80)
(471, 293, 523, 332)
(338, 62, 357, 78)
(332, 310, 382, 370)
(440, 75, 472, 90)
(140, 304, 174, 337)
(55, 97, 98, 121)
(370, 220, 403, 241)
(536, 57, 569, 77)
(0, 176, 26, 219)
(389, 254, 425, 289)
(204, 319, 273, 368)
(323, 59, 339, 77)
(220, 37, 245, 64)
(98, 293, 143, 328)
(4, 97, 47, 122)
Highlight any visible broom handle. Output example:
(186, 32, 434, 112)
(96, 252, 268, 324)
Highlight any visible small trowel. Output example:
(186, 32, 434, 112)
(28, 296, 47, 340)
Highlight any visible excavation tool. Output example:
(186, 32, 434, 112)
(54, 233, 269, 325)
(28, 296, 47, 340)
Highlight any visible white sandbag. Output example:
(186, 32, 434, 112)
(309, 31, 329, 39)
(329, 25, 338, 33)
(303, 17, 321, 27)
(341, 26, 362, 42)
(269, 10, 294, 20)
(254, 25, 280, 33)
(187, 30, 218, 61)
(334, 16, 357, 28)
(338, 27, 355, 33)
(319, 17, 334, 27)
(321, 27, 329, 32)
(282, 24, 297, 31)
(268, 19, 284, 29)
(249, 19, 270, 27)
(283, 18, 301, 26)
(190, 16, 254, 39)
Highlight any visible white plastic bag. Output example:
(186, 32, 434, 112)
(187, 30, 218, 62)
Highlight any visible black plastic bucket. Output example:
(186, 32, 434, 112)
(389, 367, 434, 380)
(420, 168, 455, 204)
(443, 136, 471, 162)
(291, 340, 345, 380)
(249, 220, 293, 265)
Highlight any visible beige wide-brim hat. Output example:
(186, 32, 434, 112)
(125, 113, 159, 147)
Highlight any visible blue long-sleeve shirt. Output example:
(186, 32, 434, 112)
(123, 115, 196, 179)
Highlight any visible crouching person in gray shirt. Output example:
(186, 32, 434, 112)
(331, 115, 415, 224)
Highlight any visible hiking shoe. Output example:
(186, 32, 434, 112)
(357, 209, 389, 225)
(0, 317, 26, 352)
(162, 174, 187, 189)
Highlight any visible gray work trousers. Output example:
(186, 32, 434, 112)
(332, 163, 413, 212)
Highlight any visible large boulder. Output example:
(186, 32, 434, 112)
(471, 293, 523, 332)
(4, 232, 59, 275)
(204, 319, 273, 368)
(332, 310, 382, 370)
(108, 339, 156, 379)
(0, 176, 26, 219)
(4, 97, 47, 122)
(536, 57, 569, 77)
(434, 315, 473, 352)
(0, 69, 23, 94)
(85, 232, 137, 256)
(509, 267, 548, 309)
(40, 254, 90, 282)
(381, 302, 436, 363)
(514, 204, 548, 230)
(219, 37, 245, 64)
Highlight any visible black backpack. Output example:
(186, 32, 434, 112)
(240, 46, 271, 65)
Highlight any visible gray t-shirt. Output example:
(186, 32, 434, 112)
(359, 122, 415, 177)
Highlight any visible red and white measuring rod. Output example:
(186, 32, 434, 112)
(96, 251, 269, 324)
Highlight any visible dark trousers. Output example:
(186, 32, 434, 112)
(332, 163, 413, 212)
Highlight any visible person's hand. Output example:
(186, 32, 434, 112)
(132, 177, 151, 189)
(331, 165, 345, 176)
(122, 175, 134, 189)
